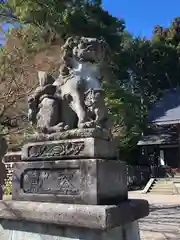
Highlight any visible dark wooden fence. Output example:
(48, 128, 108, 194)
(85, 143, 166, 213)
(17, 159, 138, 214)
(127, 165, 150, 190)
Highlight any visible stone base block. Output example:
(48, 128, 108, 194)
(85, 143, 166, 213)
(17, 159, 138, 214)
(21, 137, 117, 160)
(0, 219, 140, 240)
(0, 199, 149, 240)
(25, 128, 111, 142)
(12, 159, 127, 204)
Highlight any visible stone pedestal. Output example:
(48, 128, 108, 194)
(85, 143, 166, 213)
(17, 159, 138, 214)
(12, 159, 127, 204)
(12, 131, 125, 205)
(8, 129, 149, 239)
(21, 137, 117, 160)
(0, 199, 148, 240)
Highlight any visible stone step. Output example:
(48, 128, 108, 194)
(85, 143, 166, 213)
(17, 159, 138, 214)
(152, 189, 173, 191)
(154, 181, 172, 184)
(153, 181, 173, 184)
(151, 185, 173, 190)
(173, 180, 180, 183)
(151, 186, 173, 190)
(155, 179, 172, 182)
(150, 189, 173, 194)
(152, 186, 173, 188)
(143, 178, 177, 195)
(151, 184, 173, 188)
(148, 191, 174, 195)
(153, 181, 172, 185)
(149, 179, 175, 194)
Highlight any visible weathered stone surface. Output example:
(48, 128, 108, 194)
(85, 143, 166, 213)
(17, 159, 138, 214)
(12, 159, 127, 204)
(24, 128, 112, 142)
(21, 137, 117, 160)
(0, 199, 149, 229)
(3, 151, 22, 163)
(27, 37, 112, 134)
(0, 219, 141, 240)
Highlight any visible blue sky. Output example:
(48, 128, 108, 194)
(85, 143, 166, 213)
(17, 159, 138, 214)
(1, 0, 180, 41)
(103, 0, 180, 38)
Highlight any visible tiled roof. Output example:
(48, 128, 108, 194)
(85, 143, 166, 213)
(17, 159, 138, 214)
(137, 125, 178, 146)
(148, 87, 180, 124)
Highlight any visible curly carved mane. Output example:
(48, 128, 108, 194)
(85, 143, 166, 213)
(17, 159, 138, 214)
(59, 37, 111, 80)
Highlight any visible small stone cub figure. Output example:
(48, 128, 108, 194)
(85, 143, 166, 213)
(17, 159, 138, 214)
(84, 88, 111, 130)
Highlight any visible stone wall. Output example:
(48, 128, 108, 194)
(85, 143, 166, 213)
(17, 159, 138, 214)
(3, 152, 22, 163)
(3, 152, 21, 195)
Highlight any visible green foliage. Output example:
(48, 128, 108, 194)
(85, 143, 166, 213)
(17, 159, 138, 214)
(3, 176, 12, 196)
(152, 17, 180, 47)
(2, 1, 180, 163)
(0, 0, 150, 161)
(0, 0, 124, 48)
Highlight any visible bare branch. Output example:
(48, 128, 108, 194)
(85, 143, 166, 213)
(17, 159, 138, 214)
(0, 104, 5, 118)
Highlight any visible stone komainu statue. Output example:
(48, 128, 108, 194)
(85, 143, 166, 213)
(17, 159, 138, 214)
(28, 37, 112, 135)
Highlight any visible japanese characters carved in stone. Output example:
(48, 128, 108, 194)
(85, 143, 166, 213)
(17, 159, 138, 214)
(22, 168, 80, 195)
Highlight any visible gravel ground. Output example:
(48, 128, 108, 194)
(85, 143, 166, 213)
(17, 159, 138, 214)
(129, 192, 180, 240)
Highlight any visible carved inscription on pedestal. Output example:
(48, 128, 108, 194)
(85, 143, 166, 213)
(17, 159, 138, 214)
(22, 168, 80, 195)
(28, 141, 85, 158)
